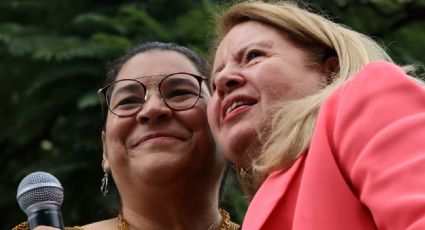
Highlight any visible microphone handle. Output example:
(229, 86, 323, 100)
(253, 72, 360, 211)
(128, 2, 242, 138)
(27, 204, 64, 230)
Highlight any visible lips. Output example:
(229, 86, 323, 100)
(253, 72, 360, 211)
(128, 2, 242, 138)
(221, 95, 257, 120)
(132, 132, 184, 147)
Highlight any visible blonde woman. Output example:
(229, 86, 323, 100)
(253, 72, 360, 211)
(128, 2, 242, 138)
(207, 1, 425, 229)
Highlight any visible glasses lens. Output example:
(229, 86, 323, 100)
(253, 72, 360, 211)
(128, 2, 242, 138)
(160, 74, 201, 110)
(106, 80, 145, 116)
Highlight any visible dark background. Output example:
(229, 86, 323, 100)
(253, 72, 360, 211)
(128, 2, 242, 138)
(1, 0, 424, 228)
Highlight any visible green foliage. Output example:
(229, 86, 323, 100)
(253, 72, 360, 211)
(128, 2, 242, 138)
(1, 0, 424, 229)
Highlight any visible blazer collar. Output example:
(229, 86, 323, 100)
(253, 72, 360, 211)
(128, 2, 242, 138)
(243, 153, 306, 229)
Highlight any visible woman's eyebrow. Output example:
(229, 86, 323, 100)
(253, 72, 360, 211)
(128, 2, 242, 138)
(112, 83, 141, 95)
(211, 40, 273, 78)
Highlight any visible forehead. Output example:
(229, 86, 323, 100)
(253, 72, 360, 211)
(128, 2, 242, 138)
(116, 50, 199, 83)
(215, 21, 281, 59)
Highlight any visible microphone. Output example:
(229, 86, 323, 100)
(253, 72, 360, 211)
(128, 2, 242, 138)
(16, 171, 65, 230)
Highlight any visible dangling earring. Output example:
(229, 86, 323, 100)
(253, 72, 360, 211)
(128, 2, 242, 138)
(100, 167, 109, 196)
(239, 167, 248, 179)
(231, 162, 249, 180)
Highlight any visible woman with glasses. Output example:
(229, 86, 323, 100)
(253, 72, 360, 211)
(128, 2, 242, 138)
(90, 42, 239, 229)
(21, 42, 239, 230)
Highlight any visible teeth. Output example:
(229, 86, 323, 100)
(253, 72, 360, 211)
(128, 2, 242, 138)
(226, 101, 250, 116)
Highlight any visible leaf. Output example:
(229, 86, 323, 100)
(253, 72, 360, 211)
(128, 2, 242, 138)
(78, 92, 100, 109)
(120, 4, 171, 40)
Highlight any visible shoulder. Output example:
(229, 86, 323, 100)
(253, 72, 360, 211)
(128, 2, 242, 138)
(315, 61, 425, 169)
(318, 61, 425, 229)
(336, 61, 421, 98)
(81, 218, 117, 230)
(321, 61, 425, 123)
(350, 61, 409, 82)
(353, 60, 405, 77)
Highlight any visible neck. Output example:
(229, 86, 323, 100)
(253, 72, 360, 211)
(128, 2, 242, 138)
(121, 206, 222, 230)
(118, 168, 223, 229)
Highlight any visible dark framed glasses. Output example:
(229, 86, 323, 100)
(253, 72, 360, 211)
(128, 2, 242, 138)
(98, 72, 207, 117)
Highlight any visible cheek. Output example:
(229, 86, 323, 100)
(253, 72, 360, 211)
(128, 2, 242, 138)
(189, 102, 213, 129)
(258, 78, 292, 104)
(257, 68, 319, 103)
(181, 106, 216, 152)
(104, 116, 133, 151)
(251, 66, 291, 100)
(185, 104, 209, 130)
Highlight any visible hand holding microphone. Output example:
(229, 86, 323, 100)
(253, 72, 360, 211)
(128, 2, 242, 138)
(16, 172, 64, 230)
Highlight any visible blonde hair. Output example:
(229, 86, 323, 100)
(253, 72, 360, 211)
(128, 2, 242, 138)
(213, 1, 396, 179)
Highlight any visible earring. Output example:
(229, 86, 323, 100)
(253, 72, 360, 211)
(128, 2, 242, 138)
(232, 162, 249, 180)
(100, 168, 109, 196)
(239, 167, 248, 178)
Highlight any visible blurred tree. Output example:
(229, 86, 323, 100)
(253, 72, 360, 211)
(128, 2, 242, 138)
(0, 0, 424, 229)
(310, 0, 425, 68)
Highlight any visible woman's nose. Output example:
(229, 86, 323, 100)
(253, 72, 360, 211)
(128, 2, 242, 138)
(136, 93, 172, 124)
(213, 71, 246, 98)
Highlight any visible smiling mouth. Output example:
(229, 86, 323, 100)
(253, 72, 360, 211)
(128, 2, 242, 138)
(223, 100, 257, 121)
(133, 134, 183, 147)
(226, 101, 254, 116)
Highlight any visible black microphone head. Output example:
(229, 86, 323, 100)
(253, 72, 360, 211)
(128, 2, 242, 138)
(16, 171, 64, 213)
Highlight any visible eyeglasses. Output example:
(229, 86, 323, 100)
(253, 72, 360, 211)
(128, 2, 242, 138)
(98, 72, 207, 117)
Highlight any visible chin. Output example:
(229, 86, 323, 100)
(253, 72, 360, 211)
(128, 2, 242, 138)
(223, 132, 259, 168)
(142, 167, 184, 185)
(132, 157, 186, 185)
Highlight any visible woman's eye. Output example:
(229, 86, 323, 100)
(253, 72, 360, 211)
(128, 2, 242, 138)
(245, 49, 264, 62)
(167, 89, 196, 98)
(116, 97, 142, 107)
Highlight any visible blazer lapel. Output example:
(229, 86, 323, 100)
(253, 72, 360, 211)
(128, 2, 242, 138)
(243, 153, 306, 229)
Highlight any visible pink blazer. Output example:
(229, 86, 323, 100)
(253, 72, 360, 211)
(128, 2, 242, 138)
(242, 62, 425, 229)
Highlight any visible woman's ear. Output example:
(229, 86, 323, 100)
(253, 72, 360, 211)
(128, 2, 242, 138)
(322, 56, 339, 85)
(323, 56, 339, 74)
(101, 131, 110, 170)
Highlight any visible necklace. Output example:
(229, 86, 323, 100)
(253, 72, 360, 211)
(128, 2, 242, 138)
(117, 209, 233, 230)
